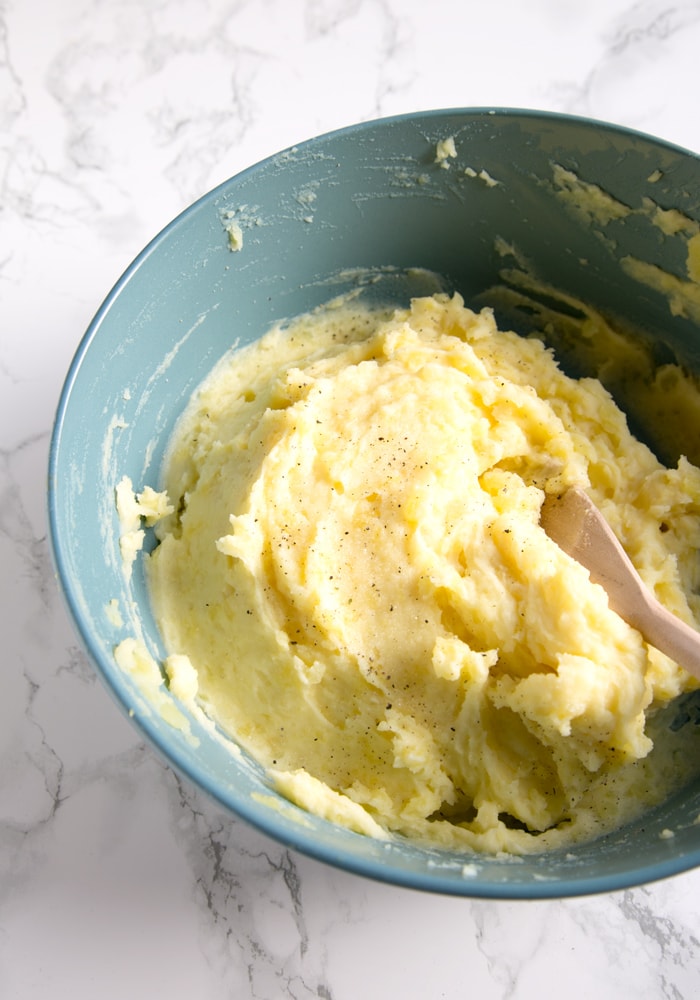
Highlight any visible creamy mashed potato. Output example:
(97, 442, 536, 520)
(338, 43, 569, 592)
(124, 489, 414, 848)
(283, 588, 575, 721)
(142, 292, 700, 853)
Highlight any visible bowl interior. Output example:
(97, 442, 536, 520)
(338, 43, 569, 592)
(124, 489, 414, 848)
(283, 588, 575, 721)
(49, 109, 700, 897)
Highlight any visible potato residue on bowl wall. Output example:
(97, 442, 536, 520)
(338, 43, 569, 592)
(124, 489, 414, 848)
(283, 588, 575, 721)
(117, 291, 700, 854)
(486, 252, 700, 470)
(548, 163, 700, 324)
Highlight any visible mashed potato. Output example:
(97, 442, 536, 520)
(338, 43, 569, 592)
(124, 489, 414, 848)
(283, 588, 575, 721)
(142, 292, 700, 853)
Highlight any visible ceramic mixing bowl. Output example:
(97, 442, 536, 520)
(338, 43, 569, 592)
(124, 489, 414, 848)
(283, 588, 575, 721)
(49, 109, 700, 897)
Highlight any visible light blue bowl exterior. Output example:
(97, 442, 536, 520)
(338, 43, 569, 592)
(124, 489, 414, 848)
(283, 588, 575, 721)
(49, 109, 700, 898)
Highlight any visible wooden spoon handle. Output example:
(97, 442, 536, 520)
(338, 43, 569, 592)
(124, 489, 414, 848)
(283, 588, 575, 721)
(541, 488, 700, 682)
(632, 594, 700, 682)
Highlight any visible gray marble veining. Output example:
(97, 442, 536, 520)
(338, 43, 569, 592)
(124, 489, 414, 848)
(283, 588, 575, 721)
(3, 1, 700, 997)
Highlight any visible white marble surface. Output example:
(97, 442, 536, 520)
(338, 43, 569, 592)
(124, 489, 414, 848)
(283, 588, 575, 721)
(3, 0, 700, 996)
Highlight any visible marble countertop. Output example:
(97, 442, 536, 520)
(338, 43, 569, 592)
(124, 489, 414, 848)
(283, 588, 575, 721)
(3, 0, 700, 996)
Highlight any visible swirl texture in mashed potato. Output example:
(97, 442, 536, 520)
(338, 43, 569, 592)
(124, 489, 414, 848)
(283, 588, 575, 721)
(145, 293, 700, 853)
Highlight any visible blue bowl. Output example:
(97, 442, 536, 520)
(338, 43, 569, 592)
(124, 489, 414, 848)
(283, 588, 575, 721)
(49, 109, 700, 898)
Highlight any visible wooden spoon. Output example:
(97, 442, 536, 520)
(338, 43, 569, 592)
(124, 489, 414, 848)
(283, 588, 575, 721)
(540, 487, 700, 681)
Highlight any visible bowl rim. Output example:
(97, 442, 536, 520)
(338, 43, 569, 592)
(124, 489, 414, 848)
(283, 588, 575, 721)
(48, 106, 700, 899)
